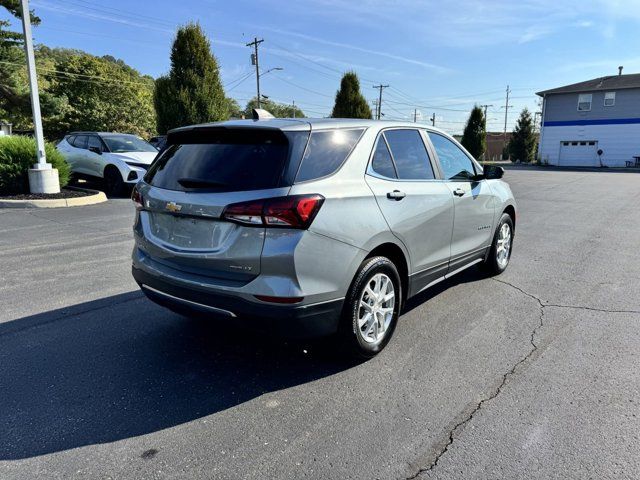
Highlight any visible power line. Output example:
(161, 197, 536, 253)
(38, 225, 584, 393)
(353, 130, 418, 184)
(54, 0, 175, 28)
(271, 73, 333, 98)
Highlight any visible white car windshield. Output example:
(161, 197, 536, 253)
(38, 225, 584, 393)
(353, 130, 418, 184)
(102, 135, 157, 153)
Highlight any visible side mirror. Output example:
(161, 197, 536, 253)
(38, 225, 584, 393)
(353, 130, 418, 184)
(483, 164, 504, 180)
(89, 146, 102, 155)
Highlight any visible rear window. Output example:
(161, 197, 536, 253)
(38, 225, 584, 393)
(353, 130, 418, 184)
(145, 129, 309, 192)
(73, 135, 88, 149)
(295, 128, 364, 183)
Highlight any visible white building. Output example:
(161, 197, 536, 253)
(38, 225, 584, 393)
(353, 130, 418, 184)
(537, 70, 640, 167)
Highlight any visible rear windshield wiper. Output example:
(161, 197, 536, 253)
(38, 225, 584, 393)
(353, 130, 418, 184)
(177, 178, 227, 189)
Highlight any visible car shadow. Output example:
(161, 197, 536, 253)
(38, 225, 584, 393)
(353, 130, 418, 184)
(0, 292, 356, 460)
(70, 177, 133, 199)
(403, 265, 490, 315)
(0, 267, 491, 461)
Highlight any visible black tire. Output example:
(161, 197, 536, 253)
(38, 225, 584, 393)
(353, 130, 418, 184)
(482, 213, 514, 275)
(339, 256, 402, 359)
(104, 166, 125, 196)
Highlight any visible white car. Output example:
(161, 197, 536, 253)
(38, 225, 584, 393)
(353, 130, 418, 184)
(57, 132, 159, 195)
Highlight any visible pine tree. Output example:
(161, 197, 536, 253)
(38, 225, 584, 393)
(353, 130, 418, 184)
(154, 23, 229, 133)
(330, 72, 372, 119)
(508, 108, 537, 163)
(461, 105, 486, 160)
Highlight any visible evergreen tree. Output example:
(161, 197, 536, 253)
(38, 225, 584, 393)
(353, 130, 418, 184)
(508, 108, 537, 163)
(461, 105, 486, 160)
(330, 72, 372, 119)
(154, 23, 228, 133)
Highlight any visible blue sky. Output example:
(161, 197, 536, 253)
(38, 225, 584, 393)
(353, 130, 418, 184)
(6, 0, 640, 133)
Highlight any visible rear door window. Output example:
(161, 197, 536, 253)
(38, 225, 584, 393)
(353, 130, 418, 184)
(383, 129, 435, 180)
(73, 135, 88, 149)
(295, 128, 364, 183)
(370, 137, 397, 178)
(145, 129, 308, 192)
(87, 135, 103, 152)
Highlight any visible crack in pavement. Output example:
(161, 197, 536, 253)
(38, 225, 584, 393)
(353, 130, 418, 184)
(494, 278, 640, 315)
(406, 279, 546, 479)
(407, 278, 640, 479)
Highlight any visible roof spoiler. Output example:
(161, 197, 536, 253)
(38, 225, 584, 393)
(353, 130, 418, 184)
(252, 108, 275, 120)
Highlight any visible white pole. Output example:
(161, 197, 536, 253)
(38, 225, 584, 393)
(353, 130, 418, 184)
(20, 0, 45, 165)
(20, 0, 60, 193)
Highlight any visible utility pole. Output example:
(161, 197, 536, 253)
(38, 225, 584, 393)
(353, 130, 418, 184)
(501, 85, 513, 145)
(479, 104, 494, 162)
(246, 37, 264, 108)
(20, 0, 59, 193)
(430, 113, 436, 126)
(372, 84, 389, 120)
(413, 108, 417, 122)
(292, 100, 296, 118)
(479, 104, 493, 124)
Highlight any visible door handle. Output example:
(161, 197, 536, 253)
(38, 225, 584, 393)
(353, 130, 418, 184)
(387, 190, 406, 201)
(453, 188, 465, 197)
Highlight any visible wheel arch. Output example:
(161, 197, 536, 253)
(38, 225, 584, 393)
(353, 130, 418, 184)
(366, 242, 409, 304)
(503, 204, 516, 231)
(103, 163, 124, 180)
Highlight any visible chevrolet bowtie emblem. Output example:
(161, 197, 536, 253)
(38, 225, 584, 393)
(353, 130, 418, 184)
(165, 201, 182, 213)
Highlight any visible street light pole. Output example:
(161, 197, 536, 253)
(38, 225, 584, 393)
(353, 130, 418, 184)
(20, 0, 59, 193)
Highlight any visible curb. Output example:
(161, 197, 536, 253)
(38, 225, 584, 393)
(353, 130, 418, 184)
(0, 187, 108, 208)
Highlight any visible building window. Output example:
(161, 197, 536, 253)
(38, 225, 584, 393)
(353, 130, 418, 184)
(577, 93, 592, 111)
(604, 91, 616, 107)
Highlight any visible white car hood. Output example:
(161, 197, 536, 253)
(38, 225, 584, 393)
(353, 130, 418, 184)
(106, 151, 157, 165)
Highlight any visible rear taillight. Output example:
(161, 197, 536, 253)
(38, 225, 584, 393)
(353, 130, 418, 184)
(222, 194, 324, 229)
(131, 186, 143, 209)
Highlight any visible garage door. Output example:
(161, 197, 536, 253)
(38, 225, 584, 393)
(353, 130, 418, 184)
(559, 141, 598, 166)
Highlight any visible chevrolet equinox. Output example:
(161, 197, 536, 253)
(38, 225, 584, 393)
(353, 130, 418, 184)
(131, 117, 516, 357)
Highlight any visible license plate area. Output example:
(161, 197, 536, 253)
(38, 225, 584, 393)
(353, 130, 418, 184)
(147, 212, 232, 250)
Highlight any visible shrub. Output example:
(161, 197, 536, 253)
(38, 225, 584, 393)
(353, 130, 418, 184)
(0, 135, 70, 195)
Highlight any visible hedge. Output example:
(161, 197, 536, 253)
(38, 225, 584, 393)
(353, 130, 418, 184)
(0, 136, 70, 195)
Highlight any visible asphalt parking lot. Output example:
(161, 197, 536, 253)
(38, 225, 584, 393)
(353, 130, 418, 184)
(1, 168, 639, 480)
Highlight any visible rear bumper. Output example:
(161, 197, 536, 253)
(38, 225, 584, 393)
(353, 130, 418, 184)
(132, 266, 343, 338)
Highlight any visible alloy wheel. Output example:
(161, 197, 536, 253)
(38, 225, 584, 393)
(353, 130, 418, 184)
(496, 223, 512, 268)
(357, 273, 395, 344)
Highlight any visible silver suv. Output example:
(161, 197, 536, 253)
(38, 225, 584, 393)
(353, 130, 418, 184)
(131, 118, 516, 357)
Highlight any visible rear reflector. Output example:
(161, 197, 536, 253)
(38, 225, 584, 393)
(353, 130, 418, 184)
(222, 194, 324, 229)
(254, 295, 304, 304)
(131, 185, 143, 209)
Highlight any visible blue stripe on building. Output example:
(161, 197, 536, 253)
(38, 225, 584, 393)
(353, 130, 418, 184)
(543, 118, 640, 127)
